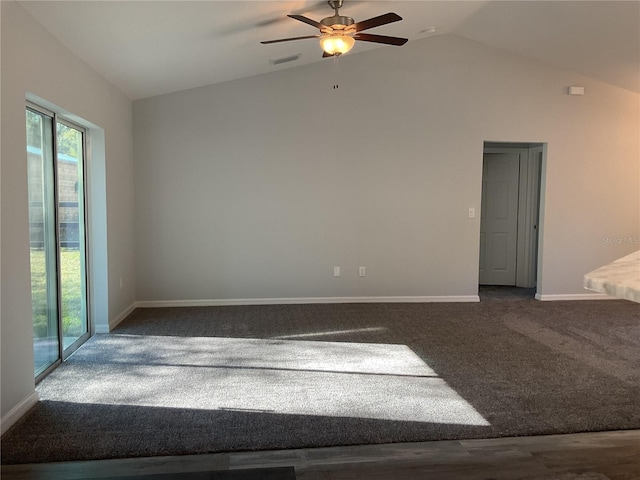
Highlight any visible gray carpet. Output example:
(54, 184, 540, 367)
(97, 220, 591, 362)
(2, 298, 639, 464)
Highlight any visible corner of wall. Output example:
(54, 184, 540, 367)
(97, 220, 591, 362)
(95, 301, 137, 333)
(0, 391, 39, 436)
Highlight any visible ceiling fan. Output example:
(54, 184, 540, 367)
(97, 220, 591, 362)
(261, 0, 408, 57)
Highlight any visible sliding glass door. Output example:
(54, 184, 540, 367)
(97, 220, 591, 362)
(27, 104, 90, 379)
(27, 108, 59, 376)
(56, 121, 89, 350)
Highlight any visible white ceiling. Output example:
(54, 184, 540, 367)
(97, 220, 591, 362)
(18, 1, 640, 100)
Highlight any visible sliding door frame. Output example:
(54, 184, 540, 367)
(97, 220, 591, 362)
(28, 101, 92, 383)
(56, 115, 92, 358)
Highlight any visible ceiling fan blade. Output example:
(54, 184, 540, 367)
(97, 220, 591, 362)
(255, 1, 328, 28)
(288, 14, 322, 29)
(261, 35, 319, 45)
(322, 51, 335, 58)
(353, 12, 402, 32)
(354, 33, 408, 46)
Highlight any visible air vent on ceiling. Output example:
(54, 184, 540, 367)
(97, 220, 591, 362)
(269, 54, 301, 65)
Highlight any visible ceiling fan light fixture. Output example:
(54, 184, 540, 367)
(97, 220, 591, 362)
(261, 2, 408, 58)
(320, 34, 355, 55)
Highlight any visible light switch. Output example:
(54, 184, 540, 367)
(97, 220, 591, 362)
(334, 266, 341, 277)
(469, 208, 476, 218)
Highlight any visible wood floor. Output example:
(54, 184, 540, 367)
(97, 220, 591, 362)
(2, 430, 639, 480)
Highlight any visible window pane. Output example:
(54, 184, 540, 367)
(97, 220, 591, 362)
(27, 109, 60, 376)
(57, 122, 88, 349)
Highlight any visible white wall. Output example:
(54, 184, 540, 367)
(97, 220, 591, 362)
(1, 1, 638, 433)
(134, 34, 639, 303)
(1, 1, 135, 423)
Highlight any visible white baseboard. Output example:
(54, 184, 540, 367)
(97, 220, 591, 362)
(95, 302, 138, 333)
(535, 293, 617, 301)
(109, 302, 138, 331)
(1, 391, 38, 435)
(136, 295, 480, 308)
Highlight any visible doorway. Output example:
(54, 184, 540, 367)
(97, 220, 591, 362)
(479, 142, 543, 293)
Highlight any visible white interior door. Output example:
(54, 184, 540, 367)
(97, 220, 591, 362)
(479, 153, 520, 285)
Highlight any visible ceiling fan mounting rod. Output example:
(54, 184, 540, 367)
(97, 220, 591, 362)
(321, 0, 354, 29)
(328, 0, 343, 15)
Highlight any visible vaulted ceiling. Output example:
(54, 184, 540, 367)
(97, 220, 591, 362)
(18, 1, 640, 100)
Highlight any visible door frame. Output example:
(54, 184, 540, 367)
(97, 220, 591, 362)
(481, 143, 545, 290)
(28, 101, 92, 382)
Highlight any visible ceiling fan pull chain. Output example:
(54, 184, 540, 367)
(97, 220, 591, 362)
(333, 54, 340, 90)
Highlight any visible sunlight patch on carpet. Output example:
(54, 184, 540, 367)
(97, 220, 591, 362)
(37, 334, 490, 426)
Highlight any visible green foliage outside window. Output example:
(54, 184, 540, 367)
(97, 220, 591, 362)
(31, 249, 83, 339)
